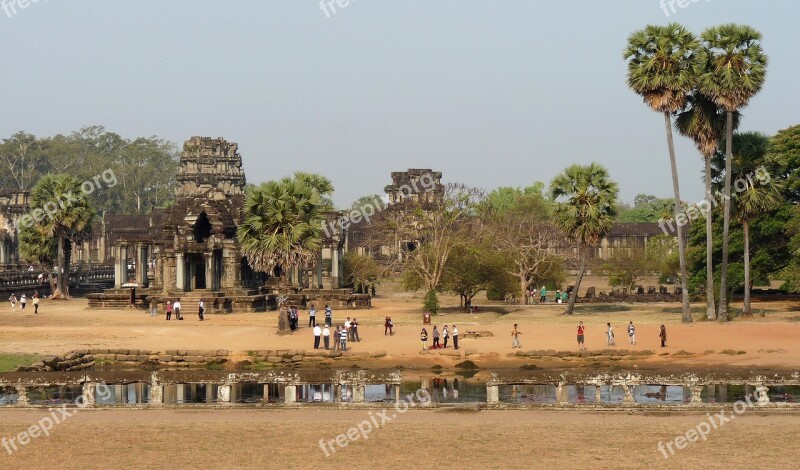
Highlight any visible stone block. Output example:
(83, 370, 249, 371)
(370, 351, 387, 358)
(217, 350, 229, 356)
(465, 349, 479, 357)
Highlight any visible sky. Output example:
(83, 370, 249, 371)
(1, 0, 798, 209)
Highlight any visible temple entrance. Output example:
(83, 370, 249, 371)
(185, 254, 206, 291)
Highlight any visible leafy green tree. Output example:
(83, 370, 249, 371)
(616, 194, 674, 223)
(343, 252, 384, 294)
(19, 225, 57, 292)
(698, 24, 768, 321)
(550, 163, 618, 315)
(713, 132, 784, 315)
(0, 132, 45, 190)
(23, 174, 95, 299)
(423, 289, 440, 314)
(440, 241, 511, 307)
(624, 22, 699, 323)
(286, 172, 335, 211)
(676, 93, 739, 319)
(768, 125, 800, 203)
(237, 178, 325, 284)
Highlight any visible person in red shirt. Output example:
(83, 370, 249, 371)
(577, 321, 586, 351)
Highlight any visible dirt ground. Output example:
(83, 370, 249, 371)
(0, 290, 799, 370)
(1, 408, 798, 469)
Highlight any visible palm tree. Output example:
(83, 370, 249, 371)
(27, 174, 95, 299)
(698, 24, 768, 320)
(237, 178, 324, 284)
(550, 163, 618, 315)
(712, 132, 784, 316)
(675, 93, 740, 320)
(624, 23, 699, 323)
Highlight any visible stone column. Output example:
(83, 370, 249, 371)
(176, 253, 185, 292)
(317, 259, 323, 289)
(556, 383, 568, 405)
(15, 385, 29, 407)
(690, 384, 703, 406)
(217, 384, 231, 404)
(756, 385, 770, 406)
(114, 245, 124, 288)
(149, 373, 163, 406)
(595, 385, 602, 403)
(138, 244, 148, 286)
(331, 247, 340, 289)
(622, 384, 635, 404)
(263, 384, 271, 404)
(82, 382, 97, 407)
(486, 384, 499, 404)
(120, 245, 129, 283)
(205, 253, 213, 291)
(352, 384, 366, 403)
(285, 385, 297, 404)
(0, 241, 6, 265)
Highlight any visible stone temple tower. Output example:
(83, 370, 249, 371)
(176, 137, 246, 200)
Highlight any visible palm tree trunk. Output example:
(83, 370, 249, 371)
(718, 111, 734, 321)
(664, 112, 692, 323)
(743, 219, 752, 316)
(53, 236, 66, 299)
(704, 154, 716, 320)
(565, 245, 586, 315)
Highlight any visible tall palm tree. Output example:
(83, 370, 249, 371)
(698, 24, 768, 320)
(550, 163, 618, 315)
(237, 178, 324, 284)
(675, 93, 740, 320)
(624, 23, 699, 323)
(27, 174, 95, 299)
(712, 132, 784, 316)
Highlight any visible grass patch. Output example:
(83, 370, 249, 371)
(0, 353, 43, 372)
(573, 304, 632, 314)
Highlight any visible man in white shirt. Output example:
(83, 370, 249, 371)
(344, 318, 351, 340)
(174, 299, 183, 320)
(309, 305, 317, 327)
(452, 325, 459, 350)
(313, 325, 322, 349)
(198, 300, 205, 321)
(322, 326, 331, 350)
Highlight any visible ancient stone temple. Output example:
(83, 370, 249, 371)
(0, 190, 28, 267)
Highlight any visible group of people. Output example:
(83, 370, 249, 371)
(312, 313, 359, 351)
(510, 321, 669, 351)
(528, 286, 569, 304)
(420, 324, 459, 350)
(159, 298, 205, 321)
(305, 304, 334, 328)
(8, 293, 40, 314)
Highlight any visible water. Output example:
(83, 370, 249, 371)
(401, 378, 487, 403)
(27, 385, 83, 405)
(0, 386, 18, 406)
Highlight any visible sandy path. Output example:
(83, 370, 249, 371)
(0, 408, 798, 469)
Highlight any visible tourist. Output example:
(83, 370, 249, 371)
(339, 325, 348, 352)
(561, 291, 568, 304)
(9, 293, 17, 311)
(198, 300, 205, 321)
(351, 318, 360, 342)
(452, 324, 459, 350)
(556, 289, 562, 304)
(432, 325, 440, 349)
(20, 294, 26, 310)
(344, 317, 351, 341)
(442, 325, 449, 348)
(333, 326, 341, 351)
(32, 293, 39, 314)
(292, 306, 299, 329)
(511, 324, 522, 348)
(323, 325, 331, 350)
(309, 305, 317, 327)
(628, 321, 636, 345)
(660, 324, 667, 348)
(325, 305, 332, 327)
(290, 306, 298, 331)
(420, 328, 429, 350)
(606, 323, 616, 346)
(313, 324, 322, 349)
(174, 298, 183, 320)
(539, 286, 547, 303)
(385, 316, 394, 336)
(166, 301, 173, 320)
(577, 321, 586, 351)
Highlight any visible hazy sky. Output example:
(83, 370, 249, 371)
(1, 0, 797, 208)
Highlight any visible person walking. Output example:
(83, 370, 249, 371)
(20, 294, 26, 310)
(628, 321, 636, 345)
(174, 298, 183, 320)
(385, 316, 394, 336)
(325, 305, 332, 327)
(659, 324, 667, 348)
(442, 325, 449, 348)
(420, 328, 429, 350)
(309, 305, 317, 327)
(511, 324, 522, 348)
(313, 324, 322, 349)
(332, 326, 341, 351)
(9, 294, 17, 311)
(339, 326, 348, 352)
(606, 323, 616, 346)
(577, 321, 586, 351)
(351, 318, 360, 342)
(452, 325, 459, 350)
(166, 301, 173, 320)
(32, 293, 40, 314)
(432, 326, 440, 349)
(323, 325, 331, 350)
(198, 300, 205, 321)
(539, 286, 547, 303)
